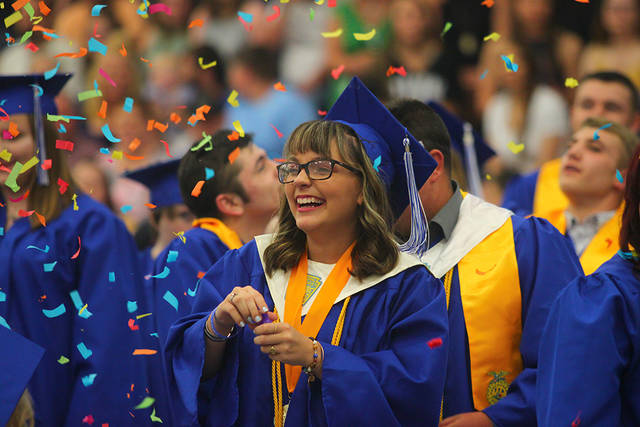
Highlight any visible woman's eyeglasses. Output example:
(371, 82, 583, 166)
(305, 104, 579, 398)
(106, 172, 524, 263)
(277, 159, 361, 184)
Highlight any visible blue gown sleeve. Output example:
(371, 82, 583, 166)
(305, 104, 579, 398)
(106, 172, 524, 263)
(316, 268, 448, 427)
(536, 271, 635, 426)
(63, 209, 150, 425)
(483, 216, 583, 426)
(501, 171, 538, 217)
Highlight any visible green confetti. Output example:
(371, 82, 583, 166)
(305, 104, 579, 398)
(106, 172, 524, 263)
(134, 396, 155, 409)
(310, 8, 315, 21)
(440, 21, 452, 38)
(4, 161, 22, 192)
(57, 355, 70, 364)
(77, 89, 103, 102)
(150, 408, 163, 423)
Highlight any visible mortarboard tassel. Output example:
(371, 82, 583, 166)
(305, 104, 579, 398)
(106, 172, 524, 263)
(398, 135, 430, 257)
(33, 84, 49, 186)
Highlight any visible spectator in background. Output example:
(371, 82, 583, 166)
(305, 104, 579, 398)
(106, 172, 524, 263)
(224, 46, 315, 160)
(386, 0, 448, 103)
(482, 40, 570, 174)
(188, 0, 246, 60)
(71, 157, 114, 211)
(579, 0, 640, 89)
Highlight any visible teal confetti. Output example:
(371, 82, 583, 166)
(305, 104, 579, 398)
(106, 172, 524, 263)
(69, 290, 92, 318)
(166, 250, 179, 263)
(120, 205, 132, 214)
(616, 169, 624, 183)
(44, 62, 61, 80)
(163, 291, 178, 311)
(81, 373, 97, 387)
(0, 315, 10, 329)
(123, 97, 134, 112)
(26, 244, 49, 253)
(43, 261, 57, 272)
(91, 4, 107, 16)
(42, 303, 66, 318)
(127, 301, 138, 313)
(237, 11, 253, 22)
(99, 148, 110, 155)
(101, 124, 121, 143)
(77, 342, 93, 359)
(88, 37, 107, 55)
(109, 272, 116, 282)
(593, 123, 612, 141)
(500, 55, 519, 72)
(58, 124, 67, 133)
(372, 155, 381, 172)
(0, 227, 3, 236)
(480, 69, 488, 80)
(151, 266, 170, 279)
(187, 279, 201, 297)
(0, 291, 5, 302)
(205, 167, 215, 180)
(440, 21, 452, 38)
(29, 84, 43, 97)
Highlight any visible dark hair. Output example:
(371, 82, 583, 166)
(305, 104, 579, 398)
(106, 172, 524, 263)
(581, 71, 639, 113)
(178, 130, 251, 219)
(231, 46, 279, 83)
(387, 99, 452, 171)
(191, 44, 226, 88)
(263, 120, 399, 281)
(619, 144, 640, 272)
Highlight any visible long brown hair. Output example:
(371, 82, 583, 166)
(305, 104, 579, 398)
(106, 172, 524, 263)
(619, 144, 640, 271)
(263, 120, 399, 281)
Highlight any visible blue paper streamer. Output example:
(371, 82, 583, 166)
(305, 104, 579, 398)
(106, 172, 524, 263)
(91, 4, 107, 16)
(27, 244, 49, 253)
(81, 373, 97, 387)
(237, 11, 253, 22)
(0, 227, 3, 236)
(151, 266, 170, 279)
(187, 279, 201, 297)
(127, 301, 138, 313)
(163, 290, 178, 311)
(593, 123, 612, 141)
(123, 97, 134, 112)
(44, 62, 60, 80)
(42, 303, 66, 318)
(88, 37, 107, 56)
(101, 124, 121, 143)
(500, 55, 519, 72)
(43, 261, 57, 272)
(77, 342, 93, 359)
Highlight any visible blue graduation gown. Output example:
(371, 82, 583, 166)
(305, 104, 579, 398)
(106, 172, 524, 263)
(0, 194, 151, 426)
(165, 238, 449, 426)
(537, 254, 640, 426)
(439, 214, 583, 425)
(501, 171, 538, 217)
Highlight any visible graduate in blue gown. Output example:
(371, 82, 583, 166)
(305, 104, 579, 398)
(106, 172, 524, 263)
(0, 75, 150, 426)
(165, 78, 448, 426)
(536, 145, 640, 426)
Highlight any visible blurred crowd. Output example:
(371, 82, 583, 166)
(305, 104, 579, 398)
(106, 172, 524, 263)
(1, 0, 637, 231)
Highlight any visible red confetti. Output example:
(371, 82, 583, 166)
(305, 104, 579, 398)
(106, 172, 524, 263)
(270, 124, 283, 138)
(386, 66, 407, 77)
(331, 64, 345, 80)
(480, 0, 494, 6)
(127, 318, 139, 331)
(55, 140, 74, 152)
(237, 16, 253, 32)
(266, 5, 281, 22)
(328, 0, 336, 7)
(71, 236, 81, 259)
(8, 189, 29, 202)
(57, 178, 69, 195)
(427, 337, 443, 349)
(574, 0, 589, 2)
(571, 411, 582, 426)
(41, 159, 52, 170)
(197, 271, 206, 279)
(317, 110, 327, 116)
(25, 42, 38, 52)
(18, 209, 34, 217)
(0, 107, 10, 120)
(82, 414, 94, 425)
(160, 140, 173, 158)
(605, 238, 613, 248)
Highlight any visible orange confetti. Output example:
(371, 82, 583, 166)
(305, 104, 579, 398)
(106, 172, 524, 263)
(144, 203, 157, 209)
(71, 236, 81, 259)
(197, 271, 206, 279)
(12, 0, 28, 11)
(191, 180, 205, 198)
(54, 48, 87, 58)
(227, 131, 239, 141)
(8, 121, 19, 137)
(188, 18, 204, 28)
(153, 121, 168, 133)
(38, 0, 51, 15)
(128, 319, 140, 331)
(119, 43, 127, 57)
(480, 0, 494, 6)
(574, 0, 589, 2)
(140, 57, 152, 67)
(124, 153, 144, 161)
(273, 81, 286, 92)
(35, 211, 46, 227)
(132, 349, 157, 355)
(97, 100, 107, 119)
(146, 120, 155, 131)
(169, 112, 181, 124)
(331, 65, 345, 80)
(32, 25, 54, 33)
(188, 104, 211, 125)
(228, 147, 240, 165)
(128, 137, 141, 152)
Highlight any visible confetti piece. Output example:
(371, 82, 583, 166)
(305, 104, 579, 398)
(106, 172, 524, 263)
(166, 250, 179, 263)
(501, 55, 519, 72)
(0, 315, 9, 329)
(273, 81, 286, 92)
(0, 291, 5, 302)
(38, 0, 50, 15)
(616, 169, 624, 183)
(57, 177, 69, 195)
(483, 32, 501, 42)
(198, 57, 217, 69)
(204, 167, 215, 180)
(55, 139, 74, 151)
(54, 47, 87, 58)
(135, 397, 155, 410)
(12, 0, 27, 10)
(108, 271, 116, 282)
(97, 100, 107, 119)
(43, 261, 57, 272)
(593, 123, 612, 140)
(0, 149, 11, 161)
(574, 0, 589, 2)
(136, 312, 152, 320)
(77, 342, 93, 359)
(310, 8, 315, 21)
(440, 22, 452, 38)
(101, 124, 121, 143)
(174, 231, 186, 244)
(188, 18, 203, 28)
(565, 77, 579, 88)
(19, 156, 38, 174)
(481, 0, 494, 7)
(18, 209, 34, 217)
(228, 146, 241, 164)
(144, 204, 156, 210)
(42, 303, 65, 317)
(232, 120, 245, 137)
(266, 5, 280, 22)
(160, 140, 173, 158)
(328, 0, 336, 7)
(427, 337, 443, 349)
(227, 90, 239, 107)
(154, 121, 168, 133)
(372, 155, 381, 172)
(26, 244, 49, 253)
(57, 355, 69, 364)
(133, 349, 158, 355)
(4, 10, 21, 27)
(82, 414, 94, 425)
(72, 193, 78, 211)
(270, 124, 283, 138)
(354, 28, 376, 41)
(571, 411, 582, 426)
(331, 64, 345, 80)
(475, 264, 497, 275)
(151, 266, 170, 279)
(507, 141, 525, 154)
(237, 11, 253, 22)
(314, 0, 324, 4)
(127, 301, 138, 313)
(121, 205, 132, 214)
(71, 236, 81, 259)
(35, 211, 46, 227)
(150, 408, 163, 423)
(77, 89, 102, 102)
(149, 3, 172, 15)
(98, 68, 117, 87)
(187, 279, 201, 297)
(128, 318, 140, 331)
(128, 138, 141, 152)
(480, 69, 488, 80)
(25, 42, 38, 52)
(91, 4, 106, 16)
(0, 227, 3, 237)
(322, 28, 343, 38)
(29, 84, 42, 97)
(163, 290, 178, 311)
(317, 110, 327, 116)
(88, 37, 107, 56)
(8, 121, 19, 137)
(386, 66, 407, 77)
(227, 131, 239, 141)
(119, 43, 127, 57)
(81, 373, 97, 387)
(191, 180, 205, 197)
(4, 162, 22, 192)
(169, 112, 181, 124)
(112, 150, 123, 160)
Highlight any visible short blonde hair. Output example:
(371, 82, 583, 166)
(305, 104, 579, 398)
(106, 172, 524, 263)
(579, 117, 640, 169)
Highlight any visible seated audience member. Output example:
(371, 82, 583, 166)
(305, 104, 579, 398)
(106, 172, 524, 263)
(389, 99, 583, 426)
(502, 71, 640, 217)
(537, 143, 640, 426)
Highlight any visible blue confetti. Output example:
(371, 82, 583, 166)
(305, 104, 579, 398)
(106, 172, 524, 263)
(151, 266, 170, 279)
(167, 250, 179, 263)
(109, 272, 115, 282)
(91, 4, 107, 16)
(163, 290, 178, 311)
(69, 290, 92, 319)
(42, 303, 66, 318)
(81, 373, 97, 387)
(26, 244, 49, 253)
(237, 11, 253, 22)
(30, 84, 43, 97)
(187, 279, 201, 297)
(372, 155, 381, 172)
(120, 205, 132, 214)
(77, 342, 93, 359)
(593, 123, 612, 141)
(0, 291, 5, 302)
(101, 124, 121, 143)
(500, 55, 519, 72)
(44, 62, 60, 80)
(0, 227, 3, 236)
(127, 301, 138, 313)
(43, 261, 57, 272)
(99, 147, 110, 155)
(58, 123, 67, 133)
(123, 97, 134, 112)
(480, 69, 488, 80)
(88, 37, 107, 55)
(205, 167, 215, 180)
(0, 315, 10, 329)
(42, 32, 59, 39)
(616, 169, 624, 183)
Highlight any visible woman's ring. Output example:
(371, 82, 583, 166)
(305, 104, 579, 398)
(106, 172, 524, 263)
(230, 292, 237, 302)
(269, 345, 277, 356)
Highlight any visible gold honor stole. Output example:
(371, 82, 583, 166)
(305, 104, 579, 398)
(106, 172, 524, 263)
(532, 158, 568, 219)
(455, 216, 523, 410)
(192, 217, 243, 250)
(543, 205, 623, 275)
(283, 242, 356, 394)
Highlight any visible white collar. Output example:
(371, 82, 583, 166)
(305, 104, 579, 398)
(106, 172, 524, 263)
(254, 234, 425, 318)
(421, 194, 512, 278)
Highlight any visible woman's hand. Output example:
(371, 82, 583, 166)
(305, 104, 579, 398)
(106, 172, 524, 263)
(253, 321, 315, 367)
(213, 286, 270, 333)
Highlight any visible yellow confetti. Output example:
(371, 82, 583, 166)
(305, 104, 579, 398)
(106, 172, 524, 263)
(353, 28, 376, 41)
(173, 231, 186, 244)
(314, 0, 324, 3)
(485, 174, 492, 180)
(321, 28, 343, 38)
(72, 193, 78, 211)
(483, 32, 501, 42)
(78, 304, 88, 315)
(136, 313, 152, 320)
(232, 120, 245, 137)
(18, 156, 39, 174)
(227, 90, 239, 108)
(507, 141, 525, 154)
(0, 149, 12, 161)
(111, 150, 123, 160)
(503, 54, 515, 72)
(198, 57, 217, 70)
(565, 77, 579, 88)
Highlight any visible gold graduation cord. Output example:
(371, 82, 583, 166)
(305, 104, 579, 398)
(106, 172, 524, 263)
(439, 268, 454, 422)
(272, 296, 351, 427)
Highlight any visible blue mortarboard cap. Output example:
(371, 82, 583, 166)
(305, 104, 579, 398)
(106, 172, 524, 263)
(326, 77, 437, 218)
(427, 101, 495, 167)
(125, 159, 183, 208)
(0, 326, 44, 426)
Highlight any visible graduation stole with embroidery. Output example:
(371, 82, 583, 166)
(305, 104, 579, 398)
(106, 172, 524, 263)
(283, 241, 355, 393)
(192, 217, 243, 250)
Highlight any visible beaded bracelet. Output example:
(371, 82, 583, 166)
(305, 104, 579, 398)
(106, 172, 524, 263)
(303, 338, 320, 382)
(204, 308, 238, 342)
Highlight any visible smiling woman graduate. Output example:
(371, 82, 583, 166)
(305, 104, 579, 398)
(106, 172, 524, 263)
(164, 78, 448, 426)
(0, 75, 149, 425)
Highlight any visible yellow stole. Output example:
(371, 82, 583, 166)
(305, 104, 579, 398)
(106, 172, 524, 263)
(192, 217, 243, 250)
(455, 216, 523, 410)
(544, 205, 623, 275)
(532, 158, 568, 218)
(283, 242, 355, 393)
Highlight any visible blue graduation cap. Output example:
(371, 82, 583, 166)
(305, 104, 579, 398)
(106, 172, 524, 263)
(0, 74, 72, 186)
(125, 159, 183, 208)
(0, 326, 44, 426)
(326, 76, 437, 256)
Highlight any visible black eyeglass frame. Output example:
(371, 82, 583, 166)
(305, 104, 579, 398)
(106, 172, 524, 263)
(276, 159, 361, 184)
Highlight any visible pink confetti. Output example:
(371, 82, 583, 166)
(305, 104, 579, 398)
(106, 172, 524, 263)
(98, 67, 117, 87)
(270, 124, 283, 138)
(148, 3, 172, 15)
(160, 140, 173, 158)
